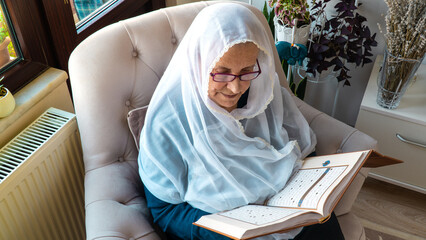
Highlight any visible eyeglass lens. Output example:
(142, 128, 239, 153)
(213, 72, 260, 82)
(212, 60, 261, 82)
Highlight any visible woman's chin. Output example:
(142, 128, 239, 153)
(218, 102, 238, 112)
(210, 93, 241, 112)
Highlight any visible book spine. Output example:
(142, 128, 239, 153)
(318, 214, 331, 224)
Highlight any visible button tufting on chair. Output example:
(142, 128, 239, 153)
(171, 37, 177, 44)
(132, 50, 138, 57)
(125, 100, 131, 107)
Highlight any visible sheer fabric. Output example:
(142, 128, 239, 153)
(138, 2, 316, 235)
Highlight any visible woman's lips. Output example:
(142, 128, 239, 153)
(221, 93, 238, 98)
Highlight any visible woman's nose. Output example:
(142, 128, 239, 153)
(226, 78, 241, 93)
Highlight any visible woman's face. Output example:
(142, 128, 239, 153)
(208, 42, 259, 112)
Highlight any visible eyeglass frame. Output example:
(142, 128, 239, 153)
(210, 59, 261, 82)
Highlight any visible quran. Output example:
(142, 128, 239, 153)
(193, 150, 401, 240)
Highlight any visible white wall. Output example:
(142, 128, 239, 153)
(166, 0, 390, 126)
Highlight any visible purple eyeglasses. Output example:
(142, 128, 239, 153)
(210, 59, 261, 82)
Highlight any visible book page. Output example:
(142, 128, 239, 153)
(218, 205, 305, 226)
(299, 166, 346, 208)
(266, 166, 347, 209)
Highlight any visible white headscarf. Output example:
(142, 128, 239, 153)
(138, 3, 316, 216)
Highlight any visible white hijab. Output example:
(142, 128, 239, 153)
(139, 2, 315, 217)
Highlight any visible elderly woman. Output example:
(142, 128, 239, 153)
(138, 3, 344, 240)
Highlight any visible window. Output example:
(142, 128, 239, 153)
(1, 0, 165, 94)
(0, 2, 20, 72)
(72, 0, 112, 25)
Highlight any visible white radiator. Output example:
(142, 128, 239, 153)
(0, 108, 85, 240)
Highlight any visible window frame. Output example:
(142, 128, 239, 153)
(1, 0, 55, 93)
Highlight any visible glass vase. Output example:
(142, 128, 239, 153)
(377, 49, 425, 109)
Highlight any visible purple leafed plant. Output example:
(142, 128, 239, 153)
(306, 0, 377, 86)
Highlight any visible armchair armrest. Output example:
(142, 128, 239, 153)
(293, 96, 377, 216)
(293, 96, 377, 155)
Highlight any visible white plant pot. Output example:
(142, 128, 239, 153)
(274, 17, 310, 45)
(0, 87, 16, 118)
(306, 69, 339, 83)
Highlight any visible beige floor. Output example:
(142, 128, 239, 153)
(352, 177, 426, 240)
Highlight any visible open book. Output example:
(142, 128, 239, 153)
(193, 150, 401, 240)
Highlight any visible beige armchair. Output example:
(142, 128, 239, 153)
(69, 1, 376, 239)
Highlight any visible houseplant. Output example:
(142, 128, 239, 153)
(305, 0, 377, 86)
(0, 10, 11, 67)
(266, 1, 314, 99)
(269, 0, 313, 44)
(263, 1, 275, 40)
(0, 76, 16, 118)
(376, 0, 426, 109)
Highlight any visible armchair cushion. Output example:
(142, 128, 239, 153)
(127, 105, 149, 150)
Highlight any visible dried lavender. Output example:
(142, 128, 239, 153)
(381, 0, 426, 93)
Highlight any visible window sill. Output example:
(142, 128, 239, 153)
(0, 67, 74, 147)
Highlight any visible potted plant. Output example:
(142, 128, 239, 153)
(305, 0, 377, 86)
(0, 76, 15, 118)
(0, 10, 11, 67)
(269, 0, 313, 45)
